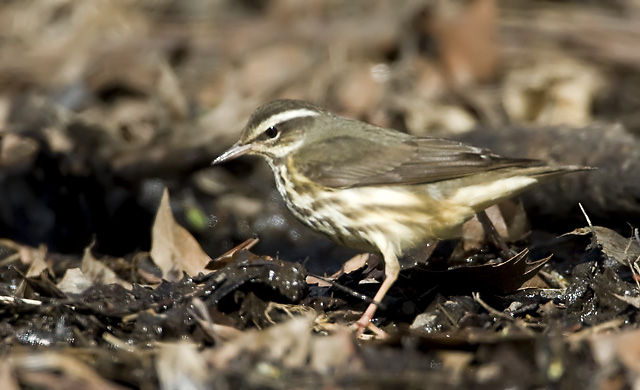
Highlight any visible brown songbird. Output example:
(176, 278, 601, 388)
(214, 99, 587, 330)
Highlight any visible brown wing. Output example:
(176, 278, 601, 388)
(295, 134, 543, 188)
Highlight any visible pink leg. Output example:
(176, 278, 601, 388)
(355, 250, 399, 333)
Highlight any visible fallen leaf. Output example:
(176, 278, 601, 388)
(150, 188, 211, 281)
(406, 249, 550, 294)
(591, 328, 640, 380)
(612, 294, 640, 309)
(503, 56, 603, 126)
(15, 244, 49, 298)
(23, 245, 49, 278)
(307, 253, 371, 287)
(10, 352, 126, 390)
(155, 342, 208, 390)
(0, 358, 20, 390)
(430, 0, 499, 86)
(205, 314, 358, 374)
(0, 133, 38, 172)
(206, 238, 260, 271)
(57, 268, 93, 295)
(565, 226, 640, 268)
(80, 245, 132, 290)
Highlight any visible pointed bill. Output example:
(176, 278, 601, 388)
(212, 142, 252, 165)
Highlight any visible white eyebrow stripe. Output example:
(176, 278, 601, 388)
(256, 108, 320, 132)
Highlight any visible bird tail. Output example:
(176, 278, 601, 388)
(525, 165, 595, 181)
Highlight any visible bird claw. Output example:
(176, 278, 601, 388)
(351, 310, 388, 339)
(350, 320, 387, 339)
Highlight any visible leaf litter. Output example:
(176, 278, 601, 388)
(0, 1, 639, 389)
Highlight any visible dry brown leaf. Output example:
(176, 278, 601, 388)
(0, 358, 19, 390)
(438, 351, 474, 381)
(408, 249, 549, 294)
(306, 253, 371, 287)
(498, 200, 531, 242)
(591, 328, 640, 387)
(592, 226, 640, 267)
(309, 327, 360, 374)
(236, 43, 315, 98)
(0, 96, 9, 129)
(612, 294, 640, 309)
(198, 92, 260, 149)
(57, 268, 93, 295)
(462, 204, 507, 251)
(23, 245, 48, 278)
(2, 1, 148, 90)
(136, 267, 163, 285)
(565, 226, 640, 268)
(10, 352, 125, 390)
(206, 314, 359, 374)
(518, 275, 550, 290)
(304, 275, 330, 287)
(461, 200, 531, 252)
(0, 133, 38, 170)
(333, 63, 386, 119)
(206, 238, 260, 271)
(189, 298, 243, 343)
(338, 253, 373, 276)
(155, 342, 208, 390)
(14, 244, 49, 298)
(80, 245, 132, 290)
(206, 314, 314, 370)
(156, 61, 189, 121)
(403, 99, 477, 136)
(430, 0, 499, 86)
(503, 56, 604, 126)
(150, 188, 211, 281)
(461, 215, 488, 252)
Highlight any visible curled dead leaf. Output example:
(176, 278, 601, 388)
(150, 188, 211, 281)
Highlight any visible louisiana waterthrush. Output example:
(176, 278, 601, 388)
(214, 99, 587, 329)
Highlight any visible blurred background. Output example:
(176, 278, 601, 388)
(0, 0, 637, 270)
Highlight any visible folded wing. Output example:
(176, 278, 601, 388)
(296, 133, 542, 188)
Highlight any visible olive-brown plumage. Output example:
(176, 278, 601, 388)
(214, 99, 587, 330)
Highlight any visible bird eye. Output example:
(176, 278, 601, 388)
(265, 126, 279, 138)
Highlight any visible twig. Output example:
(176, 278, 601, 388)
(472, 292, 513, 321)
(579, 202, 593, 228)
(0, 296, 42, 306)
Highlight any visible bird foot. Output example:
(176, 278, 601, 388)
(351, 303, 388, 339)
(350, 320, 387, 339)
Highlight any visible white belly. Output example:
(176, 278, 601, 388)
(269, 160, 540, 256)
